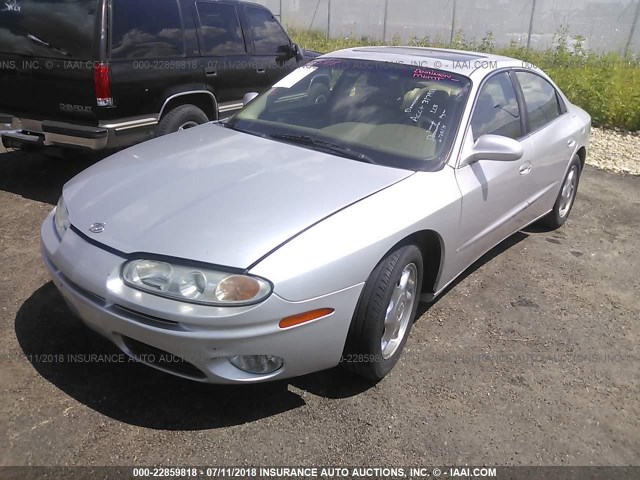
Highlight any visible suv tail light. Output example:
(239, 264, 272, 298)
(94, 63, 113, 107)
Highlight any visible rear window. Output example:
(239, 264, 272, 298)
(111, 0, 184, 60)
(0, 0, 98, 59)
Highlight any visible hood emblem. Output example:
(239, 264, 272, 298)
(89, 223, 105, 234)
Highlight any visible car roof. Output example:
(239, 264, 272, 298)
(322, 46, 522, 78)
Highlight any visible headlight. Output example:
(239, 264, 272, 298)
(54, 196, 70, 239)
(122, 259, 272, 306)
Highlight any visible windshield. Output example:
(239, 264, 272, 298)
(227, 58, 471, 170)
(0, 0, 98, 59)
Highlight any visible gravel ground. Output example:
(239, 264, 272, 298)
(0, 130, 638, 468)
(588, 128, 640, 175)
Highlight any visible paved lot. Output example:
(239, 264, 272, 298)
(0, 145, 638, 467)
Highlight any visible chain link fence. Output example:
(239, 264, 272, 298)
(255, 0, 640, 55)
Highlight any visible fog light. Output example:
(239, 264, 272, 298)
(229, 355, 284, 375)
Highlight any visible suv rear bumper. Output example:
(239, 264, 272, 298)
(1, 115, 158, 150)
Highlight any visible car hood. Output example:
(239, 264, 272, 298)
(302, 49, 323, 60)
(63, 124, 413, 268)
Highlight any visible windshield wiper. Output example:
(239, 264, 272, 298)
(222, 122, 269, 138)
(27, 34, 71, 57)
(268, 134, 377, 164)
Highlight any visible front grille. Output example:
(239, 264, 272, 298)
(109, 304, 183, 331)
(121, 336, 206, 380)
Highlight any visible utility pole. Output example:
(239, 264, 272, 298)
(327, 0, 331, 38)
(624, 0, 640, 56)
(527, 0, 538, 49)
(383, 0, 389, 42)
(450, 0, 457, 44)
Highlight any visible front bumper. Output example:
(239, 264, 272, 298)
(41, 212, 363, 384)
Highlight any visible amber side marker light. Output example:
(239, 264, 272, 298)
(279, 308, 335, 329)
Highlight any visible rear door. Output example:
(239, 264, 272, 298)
(106, 0, 197, 122)
(0, 0, 101, 124)
(242, 5, 298, 91)
(513, 70, 578, 217)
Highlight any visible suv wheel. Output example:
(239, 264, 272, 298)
(156, 104, 209, 137)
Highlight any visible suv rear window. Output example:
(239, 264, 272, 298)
(111, 0, 184, 60)
(0, 0, 98, 59)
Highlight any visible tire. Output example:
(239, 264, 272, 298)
(539, 154, 582, 229)
(308, 83, 330, 105)
(155, 104, 209, 137)
(342, 245, 423, 381)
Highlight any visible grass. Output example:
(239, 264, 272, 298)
(290, 28, 640, 131)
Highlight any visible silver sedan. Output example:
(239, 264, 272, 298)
(42, 47, 591, 384)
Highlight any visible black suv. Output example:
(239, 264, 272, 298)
(0, 0, 318, 151)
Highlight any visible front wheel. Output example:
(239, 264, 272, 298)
(342, 245, 423, 381)
(539, 154, 582, 229)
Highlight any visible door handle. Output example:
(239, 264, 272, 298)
(567, 139, 576, 148)
(519, 162, 532, 176)
(205, 70, 217, 77)
(256, 68, 266, 74)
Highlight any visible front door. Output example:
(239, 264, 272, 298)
(454, 71, 538, 270)
(243, 5, 298, 92)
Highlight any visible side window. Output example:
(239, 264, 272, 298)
(246, 7, 290, 56)
(196, 2, 246, 56)
(111, 0, 184, 59)
(471, 72, 522, 141)
(515, 71, 563, 132)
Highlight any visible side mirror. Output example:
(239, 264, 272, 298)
(277, 44, 299, 63)
(243, 92, 259, 106)
(461, 134, 524, 167)
(293, 43, 304, 62)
